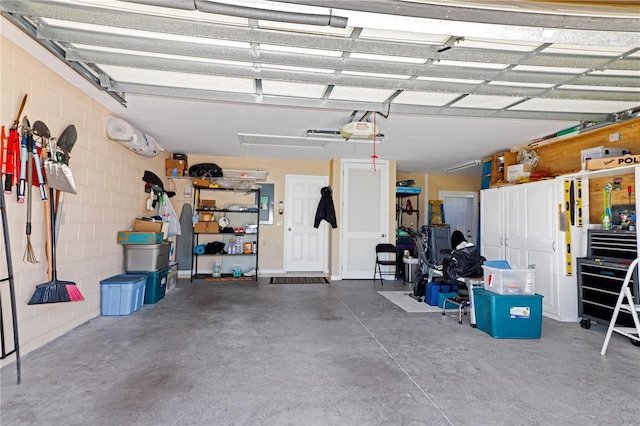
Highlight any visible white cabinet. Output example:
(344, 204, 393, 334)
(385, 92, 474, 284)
(480, 179, 579, 322)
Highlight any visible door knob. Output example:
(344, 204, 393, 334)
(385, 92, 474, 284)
(288, 228, 292, 231)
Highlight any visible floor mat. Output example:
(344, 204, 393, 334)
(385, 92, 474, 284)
(270, 277, 329, 284)
(377, 291, 452, 313)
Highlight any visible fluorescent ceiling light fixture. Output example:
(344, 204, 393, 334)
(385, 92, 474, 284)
(444, 160, 481, 173)
(238, 133, 329, 148)
(304, 129, 384, 144)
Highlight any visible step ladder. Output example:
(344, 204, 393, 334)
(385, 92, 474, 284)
(428, 200, 445, 225)
(600, 257, 640, 355)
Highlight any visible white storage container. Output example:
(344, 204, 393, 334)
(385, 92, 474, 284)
(483, 265, 536, 295)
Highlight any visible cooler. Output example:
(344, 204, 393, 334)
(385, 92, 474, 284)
(473, 289, 543, 339)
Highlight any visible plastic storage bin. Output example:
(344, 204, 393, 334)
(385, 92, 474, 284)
(100, 274, 146, 315)
(124, 242, 171, 272)
(473, 289, 543, 339)
(483, 265, 536, 295)
(128, 267, 169, 304)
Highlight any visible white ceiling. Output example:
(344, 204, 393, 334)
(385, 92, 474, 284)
(1, 0, 639, 174)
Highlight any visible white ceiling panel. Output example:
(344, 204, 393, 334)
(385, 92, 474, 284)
(261, 80, 326, 98)
(100, 65, 257, 92)
(488, 81, 556, 88)
(340, 71, 411, 80)
(259, 44, 342, 57)
(454, 95, 524, 109)
(435, 60, 508, 70)
(394, 91, 463, 106)
(349, 52, 425, 64)
(329, 86, 397, 102)
(358, 28, 446, 44)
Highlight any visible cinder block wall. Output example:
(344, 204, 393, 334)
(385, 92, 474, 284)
(0, 27, 168, 363)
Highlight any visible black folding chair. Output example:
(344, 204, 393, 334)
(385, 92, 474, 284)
(374, 243, 398, 284)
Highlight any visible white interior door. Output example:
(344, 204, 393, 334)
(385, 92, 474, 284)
(480, 188, 505, 260)
(284, 175, 328, 272)
(341, 159, 390, 279)
(440, 191, 478, 246)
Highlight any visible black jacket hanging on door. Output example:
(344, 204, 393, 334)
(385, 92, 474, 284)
(314, 186, 337, 228)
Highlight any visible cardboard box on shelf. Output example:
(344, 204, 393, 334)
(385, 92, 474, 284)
(586, 155, 640, 171)
(506, 164, 533, 182)
(134, 219, 164, 233)
(165, 159, 187, 171)
(194, 221, 220, 233)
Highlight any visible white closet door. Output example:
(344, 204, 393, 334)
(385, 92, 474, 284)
(341, 160, 390, 279)
(522, 179, 558, 314)
(480, 188, 505, 260)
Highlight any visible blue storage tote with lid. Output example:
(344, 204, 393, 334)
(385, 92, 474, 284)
(100, 274, 146, 315)
(473, 288, 543, 339)
(127, 267, 169, 304)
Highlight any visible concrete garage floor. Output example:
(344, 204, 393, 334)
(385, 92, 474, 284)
(2, 277, 639, 426)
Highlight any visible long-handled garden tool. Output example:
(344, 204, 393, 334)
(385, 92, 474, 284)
(22, 119, 37, 264)
(4, 94, 26, 194)
(51, 125, 78, 241)
(16, 117, 29, 203)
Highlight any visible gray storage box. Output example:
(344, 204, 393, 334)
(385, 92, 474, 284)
(124, 242, 171, 272)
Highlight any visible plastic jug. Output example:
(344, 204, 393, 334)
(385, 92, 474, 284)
(212, 261, 221, 278)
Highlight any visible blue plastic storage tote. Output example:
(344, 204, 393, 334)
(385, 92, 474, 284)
(473, 289, 543, 339)
(100, 274, 146, 316)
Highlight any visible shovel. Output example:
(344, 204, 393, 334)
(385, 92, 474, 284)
(53, 124, 78, 242)
(57, 125, 77, 166)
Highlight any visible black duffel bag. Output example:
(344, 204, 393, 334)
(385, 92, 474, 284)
(189, 163, 223, 178)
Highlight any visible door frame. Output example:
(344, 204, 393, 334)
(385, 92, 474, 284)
(439, 190, 479, 246)
(283, 174, 329, 273)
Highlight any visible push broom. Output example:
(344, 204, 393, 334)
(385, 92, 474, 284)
(28, 123, 83, 304)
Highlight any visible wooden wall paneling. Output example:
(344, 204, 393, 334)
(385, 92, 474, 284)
(533, 118, 640, 175)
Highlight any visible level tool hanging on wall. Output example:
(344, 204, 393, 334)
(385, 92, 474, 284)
(576, 179, 583, 227)
(564, 180, 572, 276)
